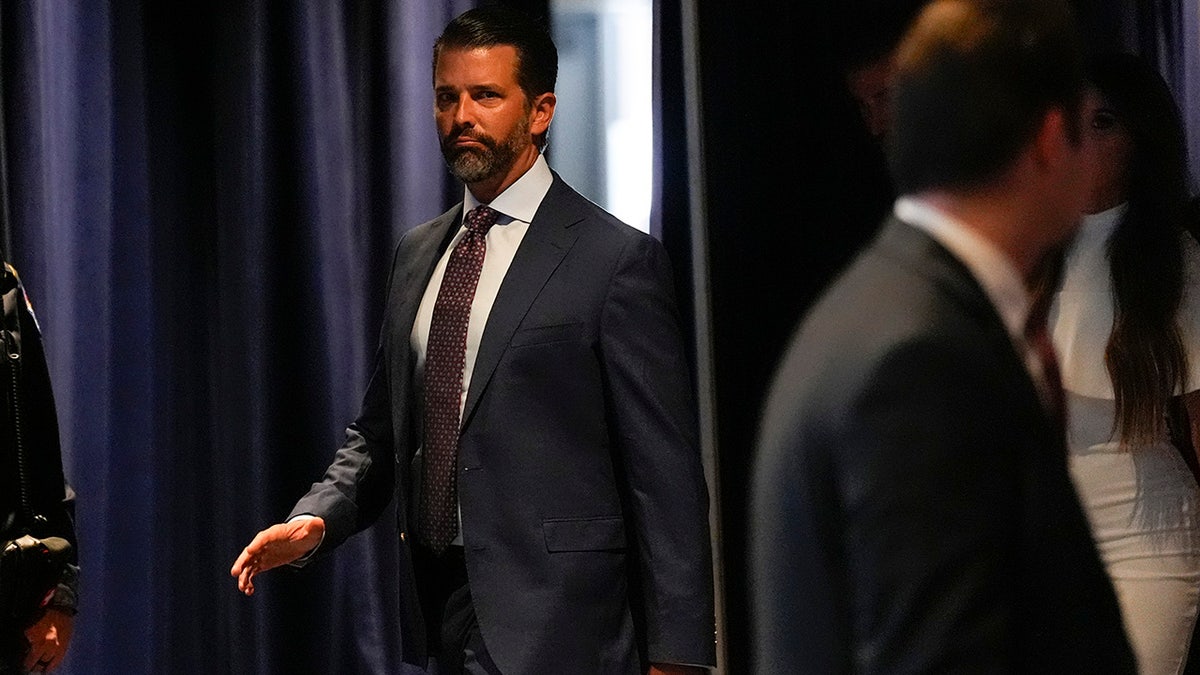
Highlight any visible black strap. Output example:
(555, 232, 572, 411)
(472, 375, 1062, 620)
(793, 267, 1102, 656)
(1, 277, 33, 530)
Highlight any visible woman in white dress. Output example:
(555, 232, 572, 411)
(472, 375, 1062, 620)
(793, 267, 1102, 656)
(1046, 53, 1200, 675)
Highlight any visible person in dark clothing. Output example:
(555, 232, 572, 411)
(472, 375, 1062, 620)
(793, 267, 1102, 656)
(1, 264, 78, 674)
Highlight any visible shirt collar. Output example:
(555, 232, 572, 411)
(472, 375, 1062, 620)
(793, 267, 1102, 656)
(462, 153, 554, 226)
(895, 195, 1031, 342)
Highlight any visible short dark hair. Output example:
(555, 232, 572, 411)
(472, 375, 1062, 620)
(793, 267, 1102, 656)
(433, 5, 558, 102)
(887, 0, 1085, 194)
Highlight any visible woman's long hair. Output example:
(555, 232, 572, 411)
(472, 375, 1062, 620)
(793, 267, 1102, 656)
(1091, 53, 1191, 446)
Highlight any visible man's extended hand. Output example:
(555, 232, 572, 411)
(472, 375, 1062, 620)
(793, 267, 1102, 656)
(230, 517, 325, 596)
(23, 608, 73, 672)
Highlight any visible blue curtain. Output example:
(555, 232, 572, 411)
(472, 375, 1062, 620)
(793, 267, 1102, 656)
(1124, 0, 1200, 186)
(2, 0, 471, 672)
(1146, 0, 1200, 186)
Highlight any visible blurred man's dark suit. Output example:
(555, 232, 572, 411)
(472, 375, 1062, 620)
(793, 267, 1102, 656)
(752, 217, 1136, 673)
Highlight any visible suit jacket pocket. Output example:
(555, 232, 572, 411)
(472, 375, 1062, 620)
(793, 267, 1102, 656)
(542, 515, 626, 552)
(510, 322, 584, 348)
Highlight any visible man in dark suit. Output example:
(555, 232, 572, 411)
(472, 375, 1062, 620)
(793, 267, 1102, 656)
(751, 0, 1136, 672)
(231, 7, 714, 674)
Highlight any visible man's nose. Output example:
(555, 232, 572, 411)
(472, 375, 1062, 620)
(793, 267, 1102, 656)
(453, 94, 477, 127)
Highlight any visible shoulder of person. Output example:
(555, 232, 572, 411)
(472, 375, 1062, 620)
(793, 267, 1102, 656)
(546, 177, 647, 240)
(1, 262, 40, 325)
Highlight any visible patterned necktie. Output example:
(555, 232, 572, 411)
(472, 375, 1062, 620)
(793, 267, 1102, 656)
(419, 205, 499, 553)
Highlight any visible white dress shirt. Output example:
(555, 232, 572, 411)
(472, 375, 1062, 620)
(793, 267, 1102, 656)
(411, 153, 553, 414)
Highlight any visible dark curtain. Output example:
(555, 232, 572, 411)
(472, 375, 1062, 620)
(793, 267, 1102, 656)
(661, 2, 892, 670)
(653, 0, 718, 664)
(2, 1, 472, 672)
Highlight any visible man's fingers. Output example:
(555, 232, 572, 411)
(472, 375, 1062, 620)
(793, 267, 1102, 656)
(232, 521, 319, 594)
(238, 564, 253, 594)
(239, 571, 253, 595)
(230, 548, 252, 577)
(231, 525, 280, 578)
(231, 543, 270, 574)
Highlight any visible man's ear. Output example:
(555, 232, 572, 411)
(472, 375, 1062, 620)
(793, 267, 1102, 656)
(530, 92, 556, 137)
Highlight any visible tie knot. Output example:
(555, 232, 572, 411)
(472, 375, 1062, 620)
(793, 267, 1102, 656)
(465, 205, 500, 235)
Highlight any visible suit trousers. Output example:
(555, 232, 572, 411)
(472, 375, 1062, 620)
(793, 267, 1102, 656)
(414, 544, 501, 675)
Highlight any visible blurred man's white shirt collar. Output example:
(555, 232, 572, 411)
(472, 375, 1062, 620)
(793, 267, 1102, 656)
(895, 195, 1031, 344)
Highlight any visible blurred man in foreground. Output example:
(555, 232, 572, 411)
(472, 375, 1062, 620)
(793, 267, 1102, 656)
(752, 0, 1135, 671)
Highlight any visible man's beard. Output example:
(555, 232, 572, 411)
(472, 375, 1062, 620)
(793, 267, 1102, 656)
(440, 115, 531, 185)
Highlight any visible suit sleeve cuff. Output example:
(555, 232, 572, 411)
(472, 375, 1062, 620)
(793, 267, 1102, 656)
(286, 514, 325, 568)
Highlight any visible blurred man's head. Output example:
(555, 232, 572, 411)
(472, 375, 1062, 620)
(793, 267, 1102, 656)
(888, 0, 1090, 258)
(888, 0, 1086, 195)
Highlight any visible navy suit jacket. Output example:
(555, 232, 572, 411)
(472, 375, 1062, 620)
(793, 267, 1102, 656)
(751, 218, 1135, 673)
(291, 174, 715, 673)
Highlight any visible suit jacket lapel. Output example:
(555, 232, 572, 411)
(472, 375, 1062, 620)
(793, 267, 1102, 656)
(460, 177, 583, 429)
(391, 206, 462, 376)
(876, 217, 1000, 324)
(881, 216, 1056, 440)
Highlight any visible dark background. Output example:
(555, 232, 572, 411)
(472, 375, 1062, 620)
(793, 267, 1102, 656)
(685, 2, 915, 670)
(0, 0, 1195, 673)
